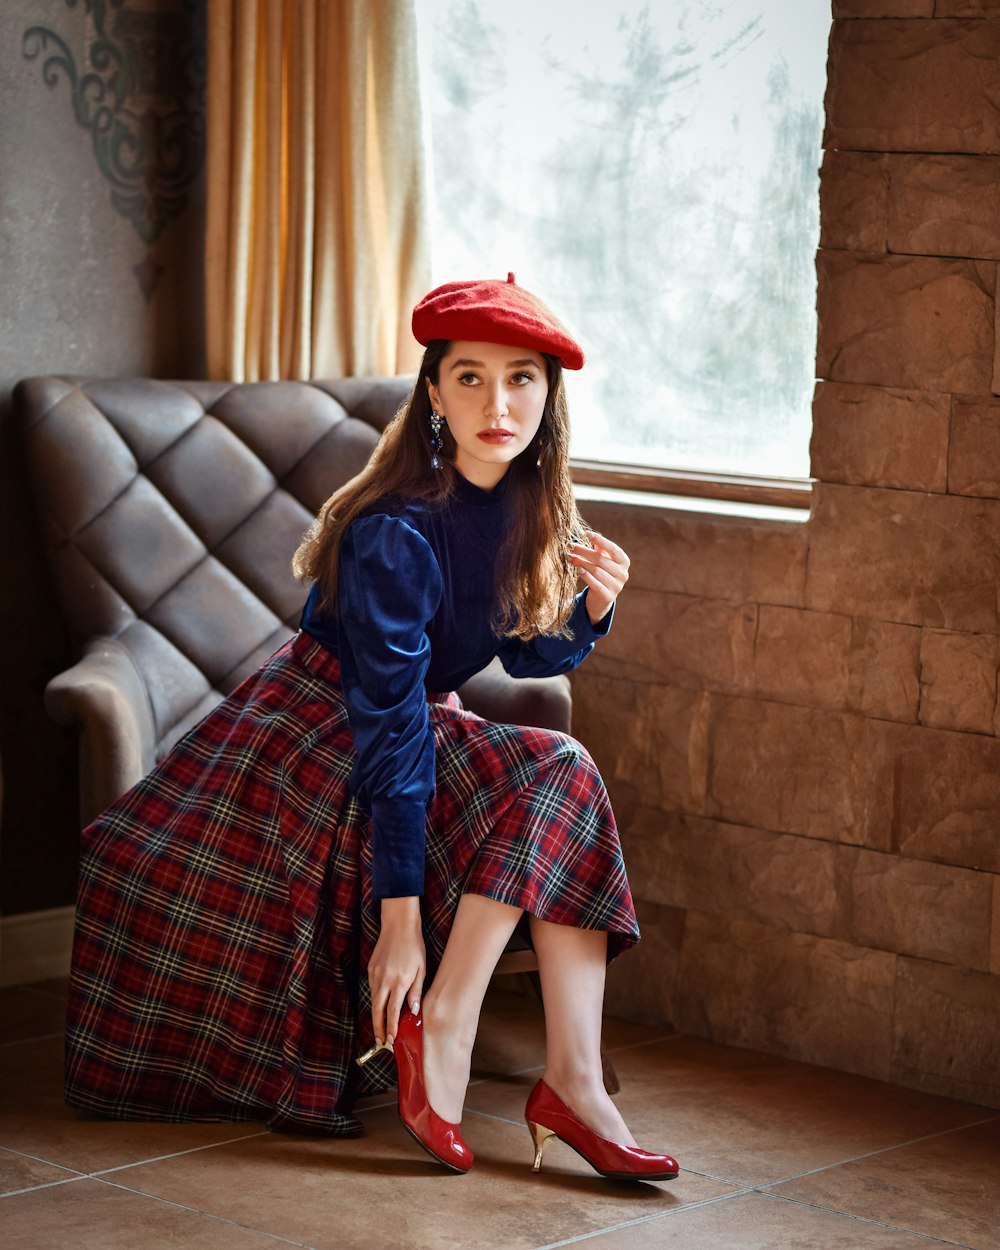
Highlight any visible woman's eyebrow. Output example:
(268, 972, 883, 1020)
(448, 357, 540, 371)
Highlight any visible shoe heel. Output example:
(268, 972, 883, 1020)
(527, 1120, 557, 1172)
(356, 1037, 394, 1068)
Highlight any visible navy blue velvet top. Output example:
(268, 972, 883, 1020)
(299, 471, 613, 899)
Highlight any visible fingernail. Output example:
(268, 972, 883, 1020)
(412, 999, 420, 1015)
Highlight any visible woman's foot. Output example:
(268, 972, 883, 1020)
(525, 1079, 679, 1181)
(541, 1069, 637, 1146)
(419, 994, 477, 1125)
(362, 1008, 473, 1173)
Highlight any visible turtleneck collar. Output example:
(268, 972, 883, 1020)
(451, 467, 510, 508)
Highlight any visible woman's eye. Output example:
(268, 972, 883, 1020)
(511, 372, 535, 385)
(457, 373, 479, 385)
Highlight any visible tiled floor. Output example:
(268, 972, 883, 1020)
(2, 978, 998, 1250)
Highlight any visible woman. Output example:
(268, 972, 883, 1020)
(65, 274, 678, 1182)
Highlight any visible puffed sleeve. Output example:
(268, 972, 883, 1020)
(336, 515, 443, 899)
(494, 589, 614, 679)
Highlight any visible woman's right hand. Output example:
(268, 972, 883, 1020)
(368, 895, 425, 1045)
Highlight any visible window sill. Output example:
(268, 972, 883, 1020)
(571, 462, 813, 524)
(570, 465, 810, 522)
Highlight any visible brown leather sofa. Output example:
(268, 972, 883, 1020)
(16, 375, 572, 829)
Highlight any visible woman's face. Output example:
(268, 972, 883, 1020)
(426, 340, 548, 490)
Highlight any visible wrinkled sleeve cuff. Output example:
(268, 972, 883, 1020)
(529, 591, 614, 662)
(578, 590, 614, 639)
(370, 797, 427, 899)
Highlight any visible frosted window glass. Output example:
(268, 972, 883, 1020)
(420, 0, 828, 477)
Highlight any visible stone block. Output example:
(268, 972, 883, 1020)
(806, 483, 1000, 632)
(706, 696, 890, 849)
(584, 589, 756, 694)
(888, 154, 1000, 261)
(950, 394, 1000, 497)
(578, 500, 809, 612)
(826, 19, 1000, 154)
(846, 617, 923, 722)
(748, 523, 809, 610)
(873, 718, 1000, 871)
(936, 0, 1000, 15)
(919, 629, 998, 734)
(754, 605, 921, 722)
(623, 810, 841, 940)
(755, 606, 853, 710)
(675, 912, 896, 1081)
(992, 876, 1000, 975)
(820, 151, 888, 253)
(603, 897, 683, 1030)
(578, 498, 757, 602)
(837, 848, 993, 969)
(810, 381, 950, 492)
(832, 0, 932, 13)
(571, 673, 709, 824)
(816, 251, 995, 394)
(993, 276, 1000, 395)
(892, 958, 1000, 1107)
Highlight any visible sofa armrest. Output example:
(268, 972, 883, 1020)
(457, 658, 572, 734)
(44, 638, 156, 827)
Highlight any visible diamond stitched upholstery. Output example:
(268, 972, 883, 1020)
(18, 375, 408, 759)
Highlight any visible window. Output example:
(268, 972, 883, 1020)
(419, 0, 828, 484)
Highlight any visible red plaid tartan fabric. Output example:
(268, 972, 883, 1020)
(65, 632, 638, 1136)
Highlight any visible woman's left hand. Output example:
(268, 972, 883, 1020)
(569, 529, 631, 626)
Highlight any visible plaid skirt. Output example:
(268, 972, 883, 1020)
(65, 631, 638, 1136)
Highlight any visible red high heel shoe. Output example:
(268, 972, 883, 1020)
(525, 1079, 679, 1181)
(357, 1008, 473, 1174)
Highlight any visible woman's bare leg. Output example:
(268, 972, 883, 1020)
(529, 917, 637, 1145)
(419, 893, 523, 1123)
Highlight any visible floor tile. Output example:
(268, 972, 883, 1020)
(0, 1034, 267, 1174)
(767, 1116, 1000, 1250)
(0, 985, 67, 1045)
(464, 1034, 990, 1188)
(575, 1191, 954, 1250)
(108, 1104, 738, 1250)
(0, 1145, 81, 1197)
(1, 1178, 300, 1249)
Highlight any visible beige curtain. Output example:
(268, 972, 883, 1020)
(205, 0, 430, 381)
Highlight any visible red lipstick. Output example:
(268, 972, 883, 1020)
(477, 430, 514, 444)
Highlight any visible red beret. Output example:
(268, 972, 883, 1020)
(412, 273, 585, 370)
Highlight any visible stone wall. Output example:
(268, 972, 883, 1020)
(573, 4, 1000, 1109)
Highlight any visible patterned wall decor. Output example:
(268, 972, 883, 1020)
(22, 0, 205, 298)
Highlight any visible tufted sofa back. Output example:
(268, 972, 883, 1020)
(17, 375, 412, 760)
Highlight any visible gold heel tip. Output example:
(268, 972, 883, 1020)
(356, 1038, 395, 1068)
(527, 1121, 556, 1173)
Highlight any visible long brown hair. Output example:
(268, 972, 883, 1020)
(292, 341, 587, 640)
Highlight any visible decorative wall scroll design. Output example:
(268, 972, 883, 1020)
(23, 0, 205, 297)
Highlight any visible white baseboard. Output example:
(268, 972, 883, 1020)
(0, 905, 75, 987)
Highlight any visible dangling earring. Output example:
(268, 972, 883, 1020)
(535, 422, 549, 468)
(429, 410, 445, 470)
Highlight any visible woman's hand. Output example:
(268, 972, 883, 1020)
(368, 895, 425, 1045)
(570, 529, 631, 625)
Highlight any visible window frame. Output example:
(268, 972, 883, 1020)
(570, 458, 812, 512)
